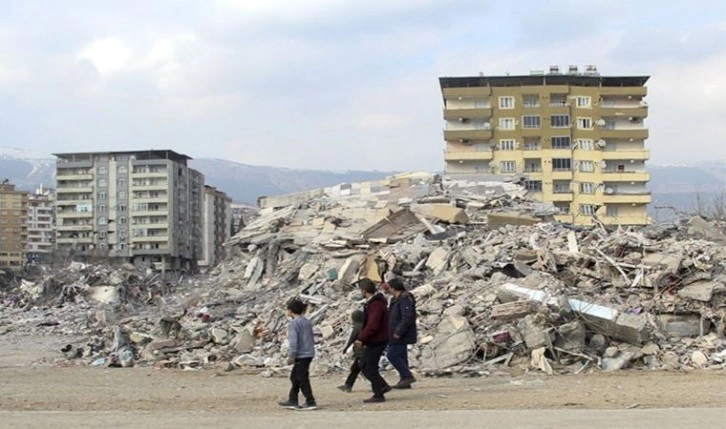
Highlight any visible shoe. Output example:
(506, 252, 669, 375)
(296, 402, 318, 411)
(337, 385, 352, 392)
(382, 384, 392, 394)
(278, 400, 299, 410)
(395, 377, 416, 388)
(363, 396, 385, 403)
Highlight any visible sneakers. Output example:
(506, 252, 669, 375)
(278, 400, 299, 410)
(392, 384, 411, 389)
(394, 377, 416, 388)
(363, 396, 385, 403)
(296, 402, 318, 411)
(337, 384, 352, 393)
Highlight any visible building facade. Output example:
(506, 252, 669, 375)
(54, 150, 204, 270)
(26, 185, 55, 265)
(0, 182, 29, 269)
(199, 186, 232, 268)
(440, 65, 651, 226)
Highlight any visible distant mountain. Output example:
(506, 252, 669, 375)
(1, 146, 724, 211)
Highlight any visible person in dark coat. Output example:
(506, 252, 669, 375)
(338, 310, 364, 392)
(354, 278, 391, 403)
(386, 277, 417, 388)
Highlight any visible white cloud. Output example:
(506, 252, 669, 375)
(78, 37, 133, 75)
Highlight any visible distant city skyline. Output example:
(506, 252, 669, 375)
(1, 0, 725, 171)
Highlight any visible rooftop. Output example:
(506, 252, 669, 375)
(439, 74, 650, 90)
(53, 150, 192, 164)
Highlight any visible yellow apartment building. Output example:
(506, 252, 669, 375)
(0, 182, 29, 269)
(440, 65, 651, 226)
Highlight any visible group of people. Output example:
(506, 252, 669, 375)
(280, 276, 418, 410)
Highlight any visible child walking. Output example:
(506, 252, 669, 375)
(279, 298, 317, 411)
(338, 310, 364, 392)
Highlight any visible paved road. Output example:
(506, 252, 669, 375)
(2, 408, 724, 429)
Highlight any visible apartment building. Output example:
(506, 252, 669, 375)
(440, 65, 651, 226)
(0, 182, 29, 269)
(54, 150, 205, 270)
(199, 186, 232, 268)
(26, 185, 55, 265)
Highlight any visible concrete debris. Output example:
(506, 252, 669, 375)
(1, 172, 726, 376)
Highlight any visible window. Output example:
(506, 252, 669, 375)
(580, 161, 595, 172)
(119, 204, 127, 212)
(522, 115, 541, 129)
(118, 178, 127, 187)
(474, 99, 489, 108)
(525, 161, 541, 172)
(98, 217, 107, 225)
(555, 203, 571, 214)
(580, 204, 597, 216)
(98, 178, 107, 187)
(553, 181, 571, 193)
(119, 191, 127, 200)
(499, 139, 516, 151)
(580, 182, 595, 194)
(577, 117, 592, 129)
(551, 115, 570, 128)
(98, 204, 106, 212)
(499, 96, 514, 109)
(99, 231, 107, 239)
(576, 96, 591, 108)
(578, 139, 594, 151)
(98, 166, 107, 174)
(524, 140, 540, 151)
(523, 95, 539, 108)
(474, 143, 488, 152)
(606, 205, 619, 217)
(119, 217, 127, 225)
(498, 118, 515, 130)
(524, 180, 542, 191)
(118, 166, 127, 174)
(474, 164, 488, 174)
(500, 161, 517, 173)
(552, 158, 572, 171)
(552, 136, 571, 149)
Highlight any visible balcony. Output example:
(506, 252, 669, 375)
(442, 87, 491, 98)
(551, 170, 574, 180)
(600, 214, 651, 226)
(56, 173, 93, 181)
(56, 224, 93, 231)
(56, 211, 94, 218)
(444, 150, 493, 161)
(550, 192, 574, 202)
(130, 171, 169, 179)
(601, 171, 651, 182)
(131, 184, 169, 191)
(599, 87, 647, 97)
(599, 105, 648, 118)
(599, 128, 649, 140)
(132, 196, 169, 204)
(55, 199, 93, 206)
(444, 108, 492, 120)
(131, 235, 170, 243)
(444, 129, 492, 141)
(56, 237, 93, 244)
(57, 186, 93, 194)
(56, 160, 93, 168)
(601, 192, 652, 204)
(601, 149, 650, 160)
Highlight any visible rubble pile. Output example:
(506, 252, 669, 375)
(2, 173, 725, 375)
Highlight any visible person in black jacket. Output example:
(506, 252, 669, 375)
(338, 310, 364, 392)
(386, 277, 417, 389)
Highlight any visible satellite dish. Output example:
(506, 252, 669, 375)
(483, 122, 491, 129)
(596, 119, 606, 126)
(599, 161, 608, 169)
(605, 188, 614, 194)
(597, 140, 606, 148)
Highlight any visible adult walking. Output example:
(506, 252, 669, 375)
(354, 278, 390, 403)
(386, 277, 417, 389)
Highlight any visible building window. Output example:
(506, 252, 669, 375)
(98, 204, 106, 212)
(98, 166, 107, 175)
(499, 96, 515, 109)
(553, 181, 571, 193)
(606, 205, 618, 217)
(556, 203, 571, 214)
(552, 136, 571, 149)
(498, 118, 515, 130)
(97, 192, 106, 200)
(523, 95, 539, 108)
(524, 180, 542, 191)
(499, 139, 516, 151)
(576, 96, 591, 108)
(474, 99, 489, 108)
(578, 139, 594, 150)
(118, 178, 127, 187)
(119, 217, 127, 225)
(577, 117, 593, 129)
(522, 115, 541, 129)
(119, 204, 127, 212)
(98, 217, 107, 225)
(525, 161, 541, 172)
(500, 161, 517, 173)
(580, 204, 597, 216)
(580, 161, 595, 172)
(119, 191, 127, 200)
(552, 158, 572, 171)
(550, 95, 567, 107)
(118, 166, 127, 174)
(99, 231, 107, 239)
(524, 140, 540, 151)
(551, 115, 570, 128)
(98, 178, 107, 187)
(580, 182, 595, 194)
(474, 164, 488, 173)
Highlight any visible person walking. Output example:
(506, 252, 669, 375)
(278, 298, 317, 411)
(354, 278, 390, 403)
(386, 278, 417, 389)
(338, 309, 364, 392)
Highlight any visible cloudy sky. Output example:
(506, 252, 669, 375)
(1, 0, 725, 171)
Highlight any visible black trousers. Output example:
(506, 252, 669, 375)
(288, 357, 315, 404)
(360, 344, 388, 398)
(344, 357, 362, 387)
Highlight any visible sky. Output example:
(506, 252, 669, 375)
(0, 0, 725, 171)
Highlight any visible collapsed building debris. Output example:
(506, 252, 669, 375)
(1, 173, 725, 377)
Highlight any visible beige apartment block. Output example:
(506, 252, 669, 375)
(199, 185, 232, 268)
(0, 182, 29, 269)
(26, 186, 55, 265)
(54, 150, 204, 270)
(440, 65, 651, 226)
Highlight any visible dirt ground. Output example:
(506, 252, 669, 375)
(0, 335, 724, 413)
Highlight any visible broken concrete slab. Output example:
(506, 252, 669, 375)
(487, 212, 540, 228)
(426, 248, 450, 275)
(410, 204, 469, 224)
(678, 280, 721, 302)
(337, 256, 363, 284)
(420, 307, 476, 370)
(687, 216, 726, 242)
(657, 315, 710, 338)
(490, 301, 536, 321)
(90, 286, 119, 305)
(517, 315, 554, 349)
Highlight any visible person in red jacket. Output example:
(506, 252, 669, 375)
(354, 278, 391, 403)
